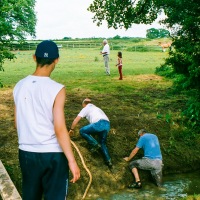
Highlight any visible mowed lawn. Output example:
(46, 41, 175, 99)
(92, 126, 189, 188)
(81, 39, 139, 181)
(1, 48, 168, 92)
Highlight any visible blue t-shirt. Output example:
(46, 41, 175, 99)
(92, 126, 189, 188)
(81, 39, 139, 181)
(136, 133, 162, 160)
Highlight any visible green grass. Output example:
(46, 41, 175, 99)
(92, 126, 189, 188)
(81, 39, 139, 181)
(1, 48, 168, 89)
(1, 46, 200, 199)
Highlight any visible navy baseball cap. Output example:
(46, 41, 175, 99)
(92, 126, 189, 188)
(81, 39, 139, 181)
(35, 40, 59, 59)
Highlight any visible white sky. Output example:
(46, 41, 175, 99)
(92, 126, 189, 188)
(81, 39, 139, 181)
(34, 0, 166, 40)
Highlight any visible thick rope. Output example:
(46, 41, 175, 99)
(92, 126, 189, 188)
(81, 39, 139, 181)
(70, 140, 92, 200)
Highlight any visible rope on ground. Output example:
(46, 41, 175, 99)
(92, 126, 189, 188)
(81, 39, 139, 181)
(70, 140, 92, 200)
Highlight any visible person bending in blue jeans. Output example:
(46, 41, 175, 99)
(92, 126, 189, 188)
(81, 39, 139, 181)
(69, 98, 112, 168)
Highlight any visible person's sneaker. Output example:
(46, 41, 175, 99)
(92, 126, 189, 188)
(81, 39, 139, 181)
(90, 144, 101, 153)
(128, 181, 142, 189)
(106, 160, 113, 169)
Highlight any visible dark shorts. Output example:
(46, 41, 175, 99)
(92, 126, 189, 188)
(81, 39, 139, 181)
(19, 149, 69, 200)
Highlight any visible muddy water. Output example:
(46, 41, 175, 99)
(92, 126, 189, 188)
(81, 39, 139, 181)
(97, 171, 200, 200)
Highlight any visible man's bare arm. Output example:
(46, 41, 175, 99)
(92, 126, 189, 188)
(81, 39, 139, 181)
(53, 87, 80, 183)
(123, 147, 140, 162)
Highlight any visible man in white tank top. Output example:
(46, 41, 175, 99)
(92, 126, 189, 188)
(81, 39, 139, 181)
(13, 40, 80, 200)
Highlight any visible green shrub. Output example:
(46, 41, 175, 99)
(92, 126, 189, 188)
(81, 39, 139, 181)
(112, 45, 123, 50)
(183, 90, 200, 132)
(127, 45, 160, 52)
(155, 64, 173, 77)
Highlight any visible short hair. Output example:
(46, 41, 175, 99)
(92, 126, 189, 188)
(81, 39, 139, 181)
(36, 57, 56, 67)
(118, 52, 122, 58)
(103, 39, 108, 44)
(82, 98, 92, 105)
(138, 129, 147, 135)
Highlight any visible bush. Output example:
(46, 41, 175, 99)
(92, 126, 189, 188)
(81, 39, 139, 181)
(183, 90, 200, 132)
(127, 45, 160, 52)
(112, 45, 123, 50)
(155, 64, 173, 77)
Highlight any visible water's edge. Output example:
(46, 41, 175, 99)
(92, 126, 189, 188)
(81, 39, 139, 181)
(96, 171, 200, 200)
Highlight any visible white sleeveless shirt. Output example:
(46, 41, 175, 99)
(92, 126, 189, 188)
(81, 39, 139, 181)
(13, 75, 64, 152)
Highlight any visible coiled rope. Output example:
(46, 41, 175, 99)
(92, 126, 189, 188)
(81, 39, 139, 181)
(70, 140, 92, 200)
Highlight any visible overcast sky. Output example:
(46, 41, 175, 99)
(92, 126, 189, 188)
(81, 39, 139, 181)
(34, 0, 165, 40)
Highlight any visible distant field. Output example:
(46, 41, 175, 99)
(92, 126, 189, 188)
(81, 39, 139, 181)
(9, 38, 171, 51)
(1, 47, 168, 89)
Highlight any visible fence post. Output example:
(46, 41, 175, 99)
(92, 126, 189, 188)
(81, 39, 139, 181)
(0, 160, 22, 200)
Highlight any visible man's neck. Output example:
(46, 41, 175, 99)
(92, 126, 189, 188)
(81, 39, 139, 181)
(33, 64, 54, 77)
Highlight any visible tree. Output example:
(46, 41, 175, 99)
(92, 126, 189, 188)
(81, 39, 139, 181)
(0, 0, 36, 73)
(88, 0, 200, 131)
(146, 28, 159, 39)
(159, 28, 170, 38)
(63, 37, 72, 40)
(146, 28, 170, 39)
(113, 35, 121, 39)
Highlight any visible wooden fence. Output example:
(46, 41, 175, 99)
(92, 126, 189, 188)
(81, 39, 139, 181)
(8, 42, 163, 52)
(0, 160, 21, 200)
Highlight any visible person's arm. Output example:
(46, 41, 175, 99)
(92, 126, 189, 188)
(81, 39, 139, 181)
(69, 115, 82, 135)
(123, 147, 140, 162)
(116, 58, 120, 66)
(100, 51, 107, 55)
(53, 87, 80, 183)
(100, 45, 108, 55)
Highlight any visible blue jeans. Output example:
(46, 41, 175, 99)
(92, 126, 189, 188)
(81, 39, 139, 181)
(80, 119, 111, 162)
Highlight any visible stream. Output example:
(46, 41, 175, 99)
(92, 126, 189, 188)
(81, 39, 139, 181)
(96, 170, 200, 200)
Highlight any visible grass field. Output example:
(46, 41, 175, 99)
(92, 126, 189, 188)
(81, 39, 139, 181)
(1, 45, 200, 199)
(1, 47, 168, 87)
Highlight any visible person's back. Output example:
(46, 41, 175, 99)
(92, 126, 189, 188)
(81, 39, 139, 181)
(79, 103, 109, 124)
(14, 75, 63, 152)
(137, 133, 162, 160)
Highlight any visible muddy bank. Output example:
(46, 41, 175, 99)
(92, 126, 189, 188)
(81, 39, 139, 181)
(0, 89, 200, 199)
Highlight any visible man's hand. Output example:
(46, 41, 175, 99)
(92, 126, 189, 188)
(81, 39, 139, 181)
(123, 157, 129, 162)
(68, 160, 80, 183)
(123, 147, 139, 162)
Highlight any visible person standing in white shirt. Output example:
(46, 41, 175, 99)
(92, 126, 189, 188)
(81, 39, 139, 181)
(100, 39, 110, 75)
(13, 40, 80, 200)
(69, 98, 112, 168)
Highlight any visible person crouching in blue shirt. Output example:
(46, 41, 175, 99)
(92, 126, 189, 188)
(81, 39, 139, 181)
(123, 129, 163, 188)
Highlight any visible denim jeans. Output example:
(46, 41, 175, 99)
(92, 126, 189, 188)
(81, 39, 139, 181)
(80, 119, 111, 162)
